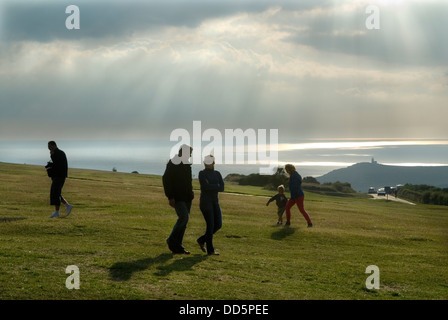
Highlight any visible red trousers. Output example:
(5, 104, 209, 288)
(285, 196, 312, 224)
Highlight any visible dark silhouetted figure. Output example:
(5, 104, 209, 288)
(196, 155, 224, 256)
(162, 144, 194, 254)
(47, 141, 73, 218)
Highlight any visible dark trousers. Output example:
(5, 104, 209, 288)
(167, 201, 191, 252)
(50, 177, 66, 206)
(197, 200, 222, 254)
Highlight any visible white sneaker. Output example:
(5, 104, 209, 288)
(49, 211, 59, 218)
(66, 204, 73, 216)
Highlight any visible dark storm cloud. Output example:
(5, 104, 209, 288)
(1, 0, 329, 42)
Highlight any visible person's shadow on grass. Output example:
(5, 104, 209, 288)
(109, 253, 207, 281)
(270, 226, 296, 240)
(154, 254, 207, 277)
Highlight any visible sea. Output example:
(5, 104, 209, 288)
(1, 140, 448, 179)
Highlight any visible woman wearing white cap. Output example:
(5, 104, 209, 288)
(197, 154, 224, 255)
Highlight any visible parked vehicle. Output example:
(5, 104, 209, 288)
(368, 187, 376, 194)
(377, 187, 386, 196)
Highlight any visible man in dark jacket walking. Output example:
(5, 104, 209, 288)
(162, 144, 194, 254)
(48, 141, 73, 218)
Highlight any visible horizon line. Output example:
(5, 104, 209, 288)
(278, 140, 448, 151)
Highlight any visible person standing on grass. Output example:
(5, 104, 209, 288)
(196, 155, 224, 256)
(284, 164, 313, 228)
(47, 141, 73, 218)
(266, 185, 288, 225)
(163, 144, 194, 255)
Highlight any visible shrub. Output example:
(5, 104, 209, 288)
(303, 176, 320, 184)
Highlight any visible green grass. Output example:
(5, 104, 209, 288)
(1, 162, 447, 300)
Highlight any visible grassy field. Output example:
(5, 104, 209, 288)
(0, 162, 447, 300)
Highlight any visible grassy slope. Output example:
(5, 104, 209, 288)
(0, 162, 447, 300)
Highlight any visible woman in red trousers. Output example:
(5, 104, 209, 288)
(284, 164, 313, 227)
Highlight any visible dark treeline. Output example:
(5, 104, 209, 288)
(398, 184, 448, 206)
(224, 168, 357, 195)
(225, 168, 288, 191)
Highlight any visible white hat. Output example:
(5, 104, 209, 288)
(204, 154, 215, 165)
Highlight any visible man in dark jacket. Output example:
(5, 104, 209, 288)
(163, 144, 194, 254)
(48, 141, 73, 218)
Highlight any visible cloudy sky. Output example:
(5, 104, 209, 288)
(0, 0, 447, 158)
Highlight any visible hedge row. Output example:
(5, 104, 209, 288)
(397, 184, 448, 206)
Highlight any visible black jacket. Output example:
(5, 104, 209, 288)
(162, 157, 194, 202)
(198, 168, 224, 202)
(50, 148, 68, 178)
(267, 193, 288, 208)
